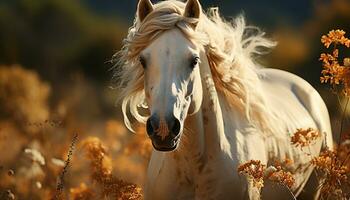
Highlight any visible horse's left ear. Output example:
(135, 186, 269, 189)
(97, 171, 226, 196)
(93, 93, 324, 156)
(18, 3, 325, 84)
(137, 0, 154, 22)
(184, 0, 202, 19)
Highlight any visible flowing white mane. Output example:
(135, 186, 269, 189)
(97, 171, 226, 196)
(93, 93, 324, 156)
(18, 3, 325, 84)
(114, 0, 279, 135)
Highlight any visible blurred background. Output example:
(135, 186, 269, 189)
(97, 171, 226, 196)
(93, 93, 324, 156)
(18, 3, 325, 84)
(0, 0, 350, 199)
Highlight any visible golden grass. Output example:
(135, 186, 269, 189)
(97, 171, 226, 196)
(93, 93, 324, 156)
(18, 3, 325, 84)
(0, 66, 149, 199)
(81, 137, 143, 199)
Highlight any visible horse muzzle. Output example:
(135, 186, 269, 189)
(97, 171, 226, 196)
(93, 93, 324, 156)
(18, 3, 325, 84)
(146, 114, 181, 152)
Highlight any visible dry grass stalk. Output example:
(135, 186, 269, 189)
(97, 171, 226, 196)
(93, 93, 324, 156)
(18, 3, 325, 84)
(313, 29, 350, 199)
(311, 148, 350, 199)
(82, 137, 142, 200)
(53, 133, 79, 200)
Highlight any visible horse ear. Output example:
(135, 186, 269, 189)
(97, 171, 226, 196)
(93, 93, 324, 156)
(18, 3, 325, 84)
(137, 0, 154, 22)
(184, 0, 202, 19)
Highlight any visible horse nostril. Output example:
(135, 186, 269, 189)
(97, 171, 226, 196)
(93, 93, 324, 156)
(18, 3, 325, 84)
(170, 118, 181, 136)
(146, 117, 155, 136)
(147, 115, 160, 137)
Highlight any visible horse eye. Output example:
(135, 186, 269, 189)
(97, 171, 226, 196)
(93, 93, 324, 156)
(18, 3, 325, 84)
(139, 56, 146, 69)
(190, 56, 200, 68)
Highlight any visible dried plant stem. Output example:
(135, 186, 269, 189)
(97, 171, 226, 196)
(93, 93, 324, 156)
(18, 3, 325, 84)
(285, 186, 297, 200)
(53, 133, 78, 200)
(341, 153, 350, 167)
(335, 97, 349, 169)
(338, 98, 349, 146)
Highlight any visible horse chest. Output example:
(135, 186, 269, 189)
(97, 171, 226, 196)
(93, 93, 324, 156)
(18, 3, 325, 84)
(175, 154, 238, 200)
(146, 151, 242, 200)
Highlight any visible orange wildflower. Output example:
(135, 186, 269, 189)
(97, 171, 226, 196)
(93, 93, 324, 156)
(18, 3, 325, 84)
(321, 29, 350, 48)
(291, 128, 321, 148)
(320, 30, 350, 96)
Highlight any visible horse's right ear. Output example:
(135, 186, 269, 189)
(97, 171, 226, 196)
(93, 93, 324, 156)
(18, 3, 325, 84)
(137, 0, 154, 22)
(184, 0, 202, 19)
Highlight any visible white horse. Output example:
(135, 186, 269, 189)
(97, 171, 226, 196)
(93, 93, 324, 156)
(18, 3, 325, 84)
(115, 0, 333, 199)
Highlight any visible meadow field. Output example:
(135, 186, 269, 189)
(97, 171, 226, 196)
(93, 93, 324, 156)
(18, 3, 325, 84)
(1, 0, 350, 199)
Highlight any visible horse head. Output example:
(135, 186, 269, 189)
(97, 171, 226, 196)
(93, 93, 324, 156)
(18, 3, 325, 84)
(137, 0, 203, 151)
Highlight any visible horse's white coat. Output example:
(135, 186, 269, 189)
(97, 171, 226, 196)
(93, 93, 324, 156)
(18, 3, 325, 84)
(145, 54, 331, 200)
(144, 49, 332, 200)
(116, 0, 333, 199)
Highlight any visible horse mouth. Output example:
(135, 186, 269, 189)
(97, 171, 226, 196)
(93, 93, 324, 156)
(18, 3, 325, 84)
(152, 139, 179, 152)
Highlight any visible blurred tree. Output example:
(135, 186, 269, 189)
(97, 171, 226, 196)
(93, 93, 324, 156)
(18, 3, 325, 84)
(0, 0, 126, 83)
